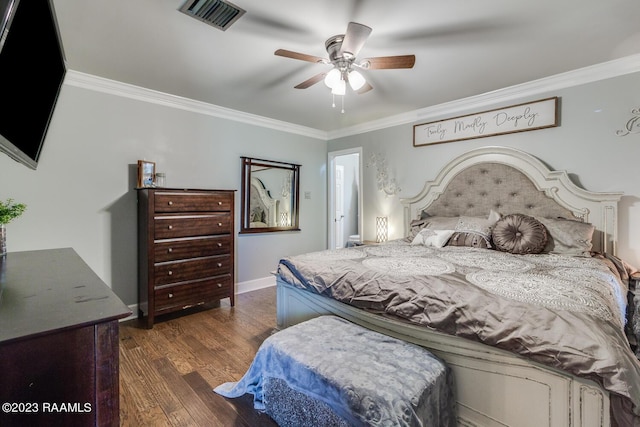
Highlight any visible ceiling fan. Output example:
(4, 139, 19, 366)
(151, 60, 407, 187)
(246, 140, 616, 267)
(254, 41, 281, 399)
(274, 22, 415, 111)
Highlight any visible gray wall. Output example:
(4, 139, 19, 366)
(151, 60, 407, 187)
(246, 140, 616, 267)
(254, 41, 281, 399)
(0, 82, 328, 305)
(328, 71, 640, 268)
(2, 68, 639, 309)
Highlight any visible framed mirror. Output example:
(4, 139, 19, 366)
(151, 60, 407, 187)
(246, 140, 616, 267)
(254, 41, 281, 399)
(240, 157, 301, 233)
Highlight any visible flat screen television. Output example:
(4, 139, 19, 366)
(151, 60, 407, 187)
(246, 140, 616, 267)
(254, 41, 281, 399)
(0, 0, 66, 169)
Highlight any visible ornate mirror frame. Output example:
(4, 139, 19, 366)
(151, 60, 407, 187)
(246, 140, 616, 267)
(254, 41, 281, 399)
(240, 157, 301, 234)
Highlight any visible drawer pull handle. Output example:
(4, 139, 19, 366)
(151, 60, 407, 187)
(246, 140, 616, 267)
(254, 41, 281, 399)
(217, 262, 223, 267)
(217, 243, 223, 247)
(218, 222, 223, 227)
(168, 225, 173, 230)
(167, 248, 173, 253)
(218, 201, 223, 206)
(217, 283, 222, 288)
(168, 201, 173, 206)
(168, 293, 174, 298)
(168, 270, 173, 276)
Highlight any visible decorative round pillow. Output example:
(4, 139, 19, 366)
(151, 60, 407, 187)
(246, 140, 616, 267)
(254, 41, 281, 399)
(492, 213, 548, 254)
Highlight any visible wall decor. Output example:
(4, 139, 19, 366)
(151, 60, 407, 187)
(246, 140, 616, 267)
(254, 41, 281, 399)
(240, 157, 300, 233)
(137, 160, 156, 188)
(414, 97, 559, 146)
(367, 152, 401, 196)
(615, 106, 640, 137)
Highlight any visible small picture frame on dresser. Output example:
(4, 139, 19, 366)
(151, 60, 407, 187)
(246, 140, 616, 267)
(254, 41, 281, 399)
(137, 160, 156, 188)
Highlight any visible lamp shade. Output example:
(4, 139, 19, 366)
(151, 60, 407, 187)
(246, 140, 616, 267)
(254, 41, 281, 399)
(331, 79, 346, 95)
(324, 68, 341, 89)
(376, 217, 388, 243)
(280, 211, 289, 227)
(348, 70, 366, 91)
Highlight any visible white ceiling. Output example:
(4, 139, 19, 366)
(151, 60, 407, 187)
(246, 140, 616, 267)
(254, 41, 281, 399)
(52, 0, 640, 133)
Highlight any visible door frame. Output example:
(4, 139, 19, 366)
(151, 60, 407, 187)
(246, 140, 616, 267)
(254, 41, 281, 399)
(328, 147, 363, 249)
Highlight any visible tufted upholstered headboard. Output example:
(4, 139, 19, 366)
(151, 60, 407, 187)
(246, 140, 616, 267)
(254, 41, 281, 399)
(401, 146, 623, 254)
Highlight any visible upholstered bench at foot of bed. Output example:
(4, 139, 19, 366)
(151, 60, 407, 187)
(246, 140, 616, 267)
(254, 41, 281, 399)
(262, 377, 351, 426)
(214, 315, 456, 427)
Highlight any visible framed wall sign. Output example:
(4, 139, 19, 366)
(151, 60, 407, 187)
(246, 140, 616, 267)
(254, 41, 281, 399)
(137, 160, 156, 188)
(414, 97, 559, 147)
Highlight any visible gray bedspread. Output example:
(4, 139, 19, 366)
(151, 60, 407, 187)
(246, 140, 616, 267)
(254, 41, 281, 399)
(215, 315, 456, 426)
(276, 241, 640, 426)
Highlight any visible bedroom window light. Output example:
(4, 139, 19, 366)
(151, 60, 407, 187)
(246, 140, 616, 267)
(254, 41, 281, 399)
(376, 217, 388, 243)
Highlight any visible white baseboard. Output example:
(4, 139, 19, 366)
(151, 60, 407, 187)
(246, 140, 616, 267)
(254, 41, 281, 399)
(121, 307, 139, 322)
(120, 275, 276, 322)
(237, 275, 276, 294)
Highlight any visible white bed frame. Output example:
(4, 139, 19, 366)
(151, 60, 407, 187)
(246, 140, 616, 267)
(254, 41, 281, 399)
(401, 146, 620, 256)
(276, 146, 624, 427)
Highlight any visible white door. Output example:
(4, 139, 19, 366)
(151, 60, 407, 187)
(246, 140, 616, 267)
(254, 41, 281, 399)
(334, 165, 345, 249)
(328, 148, 363, 250)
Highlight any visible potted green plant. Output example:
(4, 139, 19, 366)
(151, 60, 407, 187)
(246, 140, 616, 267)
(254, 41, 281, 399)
(0, 198, 27, 256)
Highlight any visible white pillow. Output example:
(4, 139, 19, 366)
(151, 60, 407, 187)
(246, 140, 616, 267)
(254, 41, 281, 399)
(488, 209, 502, 223)
(411, 229, 455, 247)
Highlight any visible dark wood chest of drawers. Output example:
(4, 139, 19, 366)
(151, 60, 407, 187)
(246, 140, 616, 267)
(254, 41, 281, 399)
(137, 188, 235, 328)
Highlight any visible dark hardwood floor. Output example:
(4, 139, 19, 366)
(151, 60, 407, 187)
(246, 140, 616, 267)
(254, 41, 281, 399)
(119, 287, 279, 426)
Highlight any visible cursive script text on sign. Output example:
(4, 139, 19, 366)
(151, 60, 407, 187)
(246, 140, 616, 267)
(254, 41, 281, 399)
(414, 97, 558, 147)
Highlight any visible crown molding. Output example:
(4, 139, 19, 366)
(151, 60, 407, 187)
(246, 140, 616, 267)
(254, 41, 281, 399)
(64, 54, 640, 142)
(63, 70, 328, 141)
(327, 53, 640, 140)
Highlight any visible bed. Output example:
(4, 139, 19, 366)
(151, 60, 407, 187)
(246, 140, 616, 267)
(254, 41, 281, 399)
(276, 146, 640, 427)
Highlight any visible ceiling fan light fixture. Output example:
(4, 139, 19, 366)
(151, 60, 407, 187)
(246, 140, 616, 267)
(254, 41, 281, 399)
(348, 70, 366, 91)
(324, 68, 341, 89)
(331, 79, 346, 96)
(276, 22, 414, 114)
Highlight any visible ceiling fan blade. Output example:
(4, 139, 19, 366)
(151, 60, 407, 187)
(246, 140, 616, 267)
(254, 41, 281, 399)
(275, 49, 327, 64)
(356, 82, 373, 94)
(339, 22, 372, 58)
(294, 72, 328, 89)
(361, 55, 416, 70)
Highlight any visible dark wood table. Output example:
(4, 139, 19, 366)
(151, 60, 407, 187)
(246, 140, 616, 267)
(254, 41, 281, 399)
(0, 248, 131, 426)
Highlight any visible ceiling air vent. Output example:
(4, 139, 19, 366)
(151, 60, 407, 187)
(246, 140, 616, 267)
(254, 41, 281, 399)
(179, 0, 246, 31)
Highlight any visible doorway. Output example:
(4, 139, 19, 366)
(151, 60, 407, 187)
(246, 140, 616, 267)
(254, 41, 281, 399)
(328, 148, 363, 249)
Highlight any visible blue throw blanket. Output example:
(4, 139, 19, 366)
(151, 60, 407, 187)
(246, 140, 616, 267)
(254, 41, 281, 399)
(214, 315, 456, 426)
